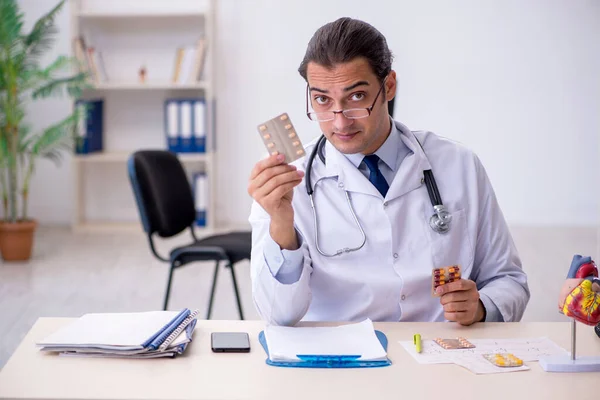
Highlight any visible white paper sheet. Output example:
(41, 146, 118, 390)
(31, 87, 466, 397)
(452, 355, 531, 374)
(265, 319, 387, 362)
(399, 337, 568, 374)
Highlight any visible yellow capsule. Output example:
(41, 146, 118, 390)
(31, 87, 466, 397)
(259, 125, 267, 131)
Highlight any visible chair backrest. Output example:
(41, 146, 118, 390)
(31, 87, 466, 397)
(127, 150, 196, 237)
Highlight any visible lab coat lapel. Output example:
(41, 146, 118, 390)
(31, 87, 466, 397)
(322, 124, 433, 199)
(384, 122, 432, 202)
(325, 140, 381, 198)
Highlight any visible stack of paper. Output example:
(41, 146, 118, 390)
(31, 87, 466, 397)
(263, 319, 390, 367)
(37, 309, 199, 359)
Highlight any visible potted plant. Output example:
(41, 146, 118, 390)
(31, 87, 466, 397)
(0, 0, 88, 261)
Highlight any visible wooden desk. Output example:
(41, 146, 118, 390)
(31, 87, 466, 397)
(0, 319, 598, 400)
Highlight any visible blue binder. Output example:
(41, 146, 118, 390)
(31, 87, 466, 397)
(165, 99, 180, 153)
(179, 99, 194, 153)
(75, 99, 103, 154)
(258, 330, 391, 368)
(193, 172, 207, 227)
(192, 99, 206, 153)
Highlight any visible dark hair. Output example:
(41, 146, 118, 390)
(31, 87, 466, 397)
(298, 17, 394, 84)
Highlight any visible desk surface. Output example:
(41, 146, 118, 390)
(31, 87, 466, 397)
(0, 319, 598, 400)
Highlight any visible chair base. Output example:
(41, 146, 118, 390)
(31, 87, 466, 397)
(163, 260, 244, 320)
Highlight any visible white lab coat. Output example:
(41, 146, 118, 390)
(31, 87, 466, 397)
(249, 120, 530, 326)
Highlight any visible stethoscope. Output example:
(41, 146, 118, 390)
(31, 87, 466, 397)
(305, 134, 452, 257)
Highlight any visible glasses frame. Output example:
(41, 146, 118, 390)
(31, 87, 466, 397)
(305, 76, 388, 122)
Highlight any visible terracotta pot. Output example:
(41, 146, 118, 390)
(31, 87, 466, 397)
(0, 220, 37, 261)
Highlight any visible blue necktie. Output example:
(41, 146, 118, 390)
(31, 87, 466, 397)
(363, 154, 389, 197)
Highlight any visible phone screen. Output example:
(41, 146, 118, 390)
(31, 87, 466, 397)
(211, 332, 250, 352)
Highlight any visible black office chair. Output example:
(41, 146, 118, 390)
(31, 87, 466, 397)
(127, 150, 251, 319)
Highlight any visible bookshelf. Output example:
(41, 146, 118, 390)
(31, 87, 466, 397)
(69, 0, 216, 233)
(91, 82, 211, 90)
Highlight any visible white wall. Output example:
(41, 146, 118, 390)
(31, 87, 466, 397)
(15, 0, 600, 227)
(215, 0, 600, 227)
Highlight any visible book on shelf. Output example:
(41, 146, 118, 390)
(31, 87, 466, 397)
(172, 38, 207, 84)
(72, 36, 109, 84)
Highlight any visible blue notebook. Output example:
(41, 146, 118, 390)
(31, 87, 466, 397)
(258, 329, 391, 368)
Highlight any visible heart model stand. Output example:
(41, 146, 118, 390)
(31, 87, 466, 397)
(539, 318, 600, 372)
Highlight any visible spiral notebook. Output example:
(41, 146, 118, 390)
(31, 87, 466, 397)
(37, 308, 199, 358)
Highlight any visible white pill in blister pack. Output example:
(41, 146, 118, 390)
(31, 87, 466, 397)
(257, 113, 305, 163)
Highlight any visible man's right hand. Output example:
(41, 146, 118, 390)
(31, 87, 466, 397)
(248, 153, 304, 250)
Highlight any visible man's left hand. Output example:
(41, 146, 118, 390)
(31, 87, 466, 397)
(436, 279, 486, 325)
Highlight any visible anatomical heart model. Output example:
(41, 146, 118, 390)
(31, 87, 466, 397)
(558, 255, 600, 325)
(540, 254, 600, 372)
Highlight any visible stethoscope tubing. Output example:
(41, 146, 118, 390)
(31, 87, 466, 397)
(304, 133, 450, 257)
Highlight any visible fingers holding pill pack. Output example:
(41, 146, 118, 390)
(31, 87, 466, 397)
(432, 265, 461, 296)
(257, 113, 305, 163)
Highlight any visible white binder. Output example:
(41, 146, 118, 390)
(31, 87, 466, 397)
(179, 100, 193, 152)
(165, 100, 180, 152)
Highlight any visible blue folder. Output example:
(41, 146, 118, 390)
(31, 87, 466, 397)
(258, 330, 391, 368)
(75, 99, 103, 154)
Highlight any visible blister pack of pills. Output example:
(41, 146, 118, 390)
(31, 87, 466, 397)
(434, 337, 476, 350)
(432, 265, 461, 296)
(483, 353, 523, 367)
(257, 113, 305, 163)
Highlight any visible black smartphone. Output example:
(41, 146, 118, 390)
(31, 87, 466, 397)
(211, 332, 250, 353)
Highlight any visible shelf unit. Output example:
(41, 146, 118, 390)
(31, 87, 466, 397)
(91, 82, 211, 91)
(69, 0, 216, 233)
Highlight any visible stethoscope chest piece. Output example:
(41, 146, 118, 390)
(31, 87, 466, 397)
(429, 205, 452, 234)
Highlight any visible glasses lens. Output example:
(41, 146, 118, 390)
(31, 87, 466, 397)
(309, 112, 334, 122)
(343, 109, 369, 119)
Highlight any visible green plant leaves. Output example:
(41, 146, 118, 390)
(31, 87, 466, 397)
(0, 0, 85, 222)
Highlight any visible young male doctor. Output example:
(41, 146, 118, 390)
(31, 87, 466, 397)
(247, 17, 530, 326)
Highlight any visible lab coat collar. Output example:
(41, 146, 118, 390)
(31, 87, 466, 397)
(323, 120, 432, 199)
(343, 117, 401, 171)
(384, 120, 432, 201)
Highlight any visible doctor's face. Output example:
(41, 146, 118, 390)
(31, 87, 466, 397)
(306, 58, 396, 155)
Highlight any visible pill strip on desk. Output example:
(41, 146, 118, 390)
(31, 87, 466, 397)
(483, 353, 523, 367)
(433, 337, 476, 350)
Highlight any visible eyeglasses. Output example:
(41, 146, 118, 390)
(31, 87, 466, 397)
(305, 77, 387, 122)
